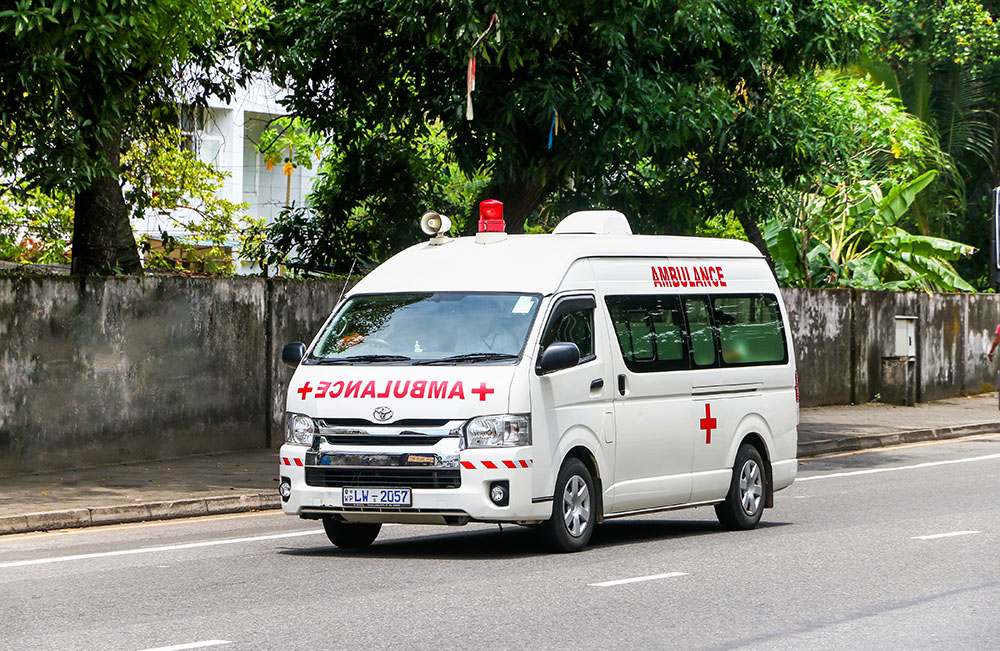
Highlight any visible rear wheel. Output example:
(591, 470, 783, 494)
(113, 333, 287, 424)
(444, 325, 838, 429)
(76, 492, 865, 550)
(322, 518, 381, 548)
(715, 443, 766, 531)
(541, 458, 596, 552)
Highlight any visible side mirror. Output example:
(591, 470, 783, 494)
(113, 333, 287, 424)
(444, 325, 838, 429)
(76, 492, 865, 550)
(537, 342, 581, 375)
(282, 342, 307, 369)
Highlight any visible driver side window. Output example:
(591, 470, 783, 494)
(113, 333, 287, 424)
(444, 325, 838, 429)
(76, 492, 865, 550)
(541, 302, 595, 362)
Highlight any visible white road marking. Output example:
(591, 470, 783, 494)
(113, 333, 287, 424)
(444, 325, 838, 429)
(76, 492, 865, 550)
(589, 572, 688, 587)
(139, 641, 232, 651)
(0, 529, 324, 569)
(912, 530, 981, 540)
(798, 452, 1000, 482)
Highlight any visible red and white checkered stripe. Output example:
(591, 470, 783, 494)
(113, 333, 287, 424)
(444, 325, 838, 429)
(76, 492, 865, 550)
(460, 459, 533, 470)
(281, 457, 304, 467)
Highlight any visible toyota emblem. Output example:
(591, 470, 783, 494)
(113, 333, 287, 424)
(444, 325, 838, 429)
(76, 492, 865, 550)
(373, 406, 393, 422)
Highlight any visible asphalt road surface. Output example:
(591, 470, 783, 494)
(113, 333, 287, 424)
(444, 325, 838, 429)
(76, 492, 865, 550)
(2, 434, 999, 650)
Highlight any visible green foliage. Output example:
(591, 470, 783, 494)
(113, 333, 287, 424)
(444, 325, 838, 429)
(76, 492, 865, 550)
(257, 117, 324, 177)
(0, 187, 73, 265)
(766, 170, 976, 291)
(262, 0, 880, 270)
(255, 121, 489, 274)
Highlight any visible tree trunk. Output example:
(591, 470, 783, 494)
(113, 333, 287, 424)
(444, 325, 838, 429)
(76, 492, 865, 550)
(71, 127, 141, 275)
(735, 210, 776, 275)
(487, 176, 549, 234)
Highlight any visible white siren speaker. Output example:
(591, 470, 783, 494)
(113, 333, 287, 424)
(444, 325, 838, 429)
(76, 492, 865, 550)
(420, 211, 452, 236)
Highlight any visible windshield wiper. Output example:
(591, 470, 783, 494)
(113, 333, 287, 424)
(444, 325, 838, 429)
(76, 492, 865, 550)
(315, 354, 412, 364)
(414, 352, 519, 365)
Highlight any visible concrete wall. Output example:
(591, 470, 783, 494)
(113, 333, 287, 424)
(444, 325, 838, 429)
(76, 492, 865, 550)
(781, 289, 853, 406)
(2, 275, 998, 472)
(782, 289, 1000, 407)
(0, 275, 345, 473)
(267, 280, 347, 446)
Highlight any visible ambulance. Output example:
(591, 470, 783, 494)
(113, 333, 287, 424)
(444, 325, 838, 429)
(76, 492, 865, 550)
(278, 200, 797, 552)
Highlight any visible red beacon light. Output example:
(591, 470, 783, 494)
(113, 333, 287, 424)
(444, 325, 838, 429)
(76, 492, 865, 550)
(478, 199, 505, 233)
(475, 199, 508, 244)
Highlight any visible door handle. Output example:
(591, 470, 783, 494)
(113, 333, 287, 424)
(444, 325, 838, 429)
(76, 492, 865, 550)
(617, 374, 626, 395)
(590, 378, 604, 390)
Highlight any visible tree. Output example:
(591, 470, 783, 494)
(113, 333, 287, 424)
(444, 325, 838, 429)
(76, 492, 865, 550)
(859, 0, 1000, 286)
(2, 123, 250, 274)
(263, 0, 878, 265)
(0, 1, 265, 274)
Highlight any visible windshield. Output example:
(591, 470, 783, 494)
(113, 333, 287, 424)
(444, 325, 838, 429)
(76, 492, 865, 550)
(308, 292, 542, 364)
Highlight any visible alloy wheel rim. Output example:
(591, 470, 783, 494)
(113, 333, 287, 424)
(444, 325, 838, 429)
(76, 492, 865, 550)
(739, 459, 763, 516)
(562, 475, 591, 538)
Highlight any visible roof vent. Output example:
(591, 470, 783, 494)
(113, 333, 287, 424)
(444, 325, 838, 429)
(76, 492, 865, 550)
(553, 210, 632, 235)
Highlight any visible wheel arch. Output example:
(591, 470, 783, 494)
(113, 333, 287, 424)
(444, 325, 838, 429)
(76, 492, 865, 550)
(738, 431, 774, 509)
(727, 413, 775, 509)
(562, 444, 604, 523)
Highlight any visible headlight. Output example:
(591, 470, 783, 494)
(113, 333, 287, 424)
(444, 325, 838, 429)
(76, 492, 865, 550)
(464, 414, 530, 448)
(285, 413, 317, 445)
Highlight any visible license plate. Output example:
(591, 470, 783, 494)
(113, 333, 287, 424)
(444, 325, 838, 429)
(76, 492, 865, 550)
(342, 487, 412, 507)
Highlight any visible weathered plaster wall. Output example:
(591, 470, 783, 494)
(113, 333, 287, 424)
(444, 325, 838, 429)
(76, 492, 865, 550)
(784, 289, 1000, 407)
(781, 289, 852, 406)
(0, 276, 266, 473)
(964, 293, 1000, 394)
(267, 279, 349, 447)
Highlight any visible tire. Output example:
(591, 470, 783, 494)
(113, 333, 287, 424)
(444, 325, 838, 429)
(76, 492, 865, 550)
(541, 457, 596, 552)
(715, 443, 767, 531)
(322, 518, 381, 548)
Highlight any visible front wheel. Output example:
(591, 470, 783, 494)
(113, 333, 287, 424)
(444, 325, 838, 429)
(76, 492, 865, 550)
(541, 458, 596, 552)
(322, 518, 381, 548)
(715, 443, 767, 531)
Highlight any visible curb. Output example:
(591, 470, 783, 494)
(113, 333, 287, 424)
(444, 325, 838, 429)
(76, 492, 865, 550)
(0, 492, 281, 536)
(797, 422, 1000, 458)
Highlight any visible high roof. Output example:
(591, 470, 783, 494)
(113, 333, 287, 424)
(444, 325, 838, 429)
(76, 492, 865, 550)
(350, 232, 762, 296)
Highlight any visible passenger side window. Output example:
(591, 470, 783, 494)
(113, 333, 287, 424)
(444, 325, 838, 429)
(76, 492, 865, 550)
(606, 295, 687, 372)
(541, 304, 595, 361)
(683, 297, 717, 367)
(712, 294, 787, 365)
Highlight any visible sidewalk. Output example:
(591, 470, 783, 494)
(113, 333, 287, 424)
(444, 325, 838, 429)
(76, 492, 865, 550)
(3, 393, 999, 535)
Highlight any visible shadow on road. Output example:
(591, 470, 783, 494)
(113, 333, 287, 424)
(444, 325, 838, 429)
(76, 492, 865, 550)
(279, 517, 790, 560)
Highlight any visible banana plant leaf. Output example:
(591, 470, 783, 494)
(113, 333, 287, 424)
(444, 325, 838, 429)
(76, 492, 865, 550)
(872, 170, 937, 226)
(876, 229, 975, 261)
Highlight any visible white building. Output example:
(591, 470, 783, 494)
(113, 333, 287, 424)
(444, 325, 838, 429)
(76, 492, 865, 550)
(134, 76, 319, 274)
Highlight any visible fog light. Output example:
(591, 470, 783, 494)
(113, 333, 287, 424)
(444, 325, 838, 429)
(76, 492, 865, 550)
(279, 477, 291, 502)
(489, 480, 509, 506)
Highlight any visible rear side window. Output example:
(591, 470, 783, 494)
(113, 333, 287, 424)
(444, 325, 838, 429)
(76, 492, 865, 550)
(605, 292, 788, 372)
(712, 295, 787, 365)
(683, 297, 717, 367)
(606, 295, 687, 372)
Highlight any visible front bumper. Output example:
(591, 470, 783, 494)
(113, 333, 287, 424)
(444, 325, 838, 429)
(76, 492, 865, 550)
(278, 437, 548, 524)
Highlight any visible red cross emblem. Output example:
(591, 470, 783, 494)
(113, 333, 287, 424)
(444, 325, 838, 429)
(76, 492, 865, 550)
(471, 382, 494, 401)
(700, 403, 717, 444)
(297, 382, 313, 400)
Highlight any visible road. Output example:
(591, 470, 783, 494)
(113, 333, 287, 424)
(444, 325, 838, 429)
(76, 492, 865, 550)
(1, 434, 999, 650)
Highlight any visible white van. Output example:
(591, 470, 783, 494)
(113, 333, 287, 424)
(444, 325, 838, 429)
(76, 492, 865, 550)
(279, 200, 797, 552)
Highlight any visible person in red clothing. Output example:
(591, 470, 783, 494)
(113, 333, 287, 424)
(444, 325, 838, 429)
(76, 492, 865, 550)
(988, 324, 1000, 360)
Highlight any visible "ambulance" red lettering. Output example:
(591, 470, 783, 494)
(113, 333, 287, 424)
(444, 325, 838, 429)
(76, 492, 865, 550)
(651, 265, 727, 288)
(316, 379, 474, 400)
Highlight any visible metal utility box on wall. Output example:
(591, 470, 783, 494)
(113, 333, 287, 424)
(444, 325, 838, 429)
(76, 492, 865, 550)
(894, 316, 917, 358)
(883, 315, 918, 406)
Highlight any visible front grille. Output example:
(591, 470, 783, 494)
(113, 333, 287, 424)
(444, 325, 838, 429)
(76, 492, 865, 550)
(305, 467, 461, 489)
(320, 435, 444, 446)
(318, 418, 451, 427)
